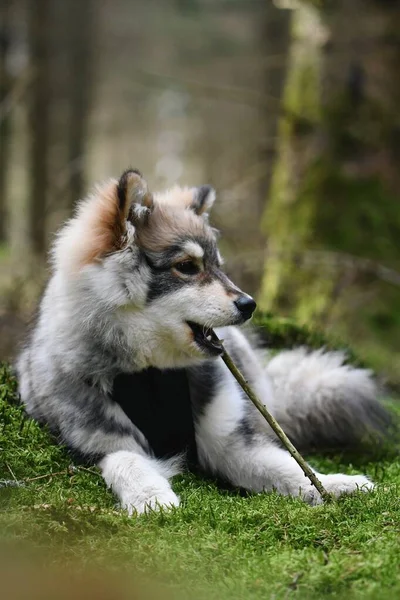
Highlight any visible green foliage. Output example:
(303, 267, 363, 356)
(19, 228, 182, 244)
(254, 312, 363, 365)
(315, 168, 400, 263)
(1, 361, 400, 599)
(309, 161, 400, 385)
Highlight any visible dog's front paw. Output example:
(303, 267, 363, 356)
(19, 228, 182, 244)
(319, 473, 374, 498)
(122, 488, 180, 516)
(297, 483, 324, 506)
(139, 488, 180, 514)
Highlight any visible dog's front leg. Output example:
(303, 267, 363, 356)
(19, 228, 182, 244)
(99, 451, 180, 515)
(39, 381, 181, 516)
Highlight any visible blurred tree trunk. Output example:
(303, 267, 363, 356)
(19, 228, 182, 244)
(67, 0, 93, 210)
(27, 0, 50, 257)
(258, 3, 291, 213)
(259, 0, 400, 323)
(220, 2, 291, 297)
(47, 0, 94, 231)
(259, 3, 326, 318)
(47, 0, 71, 220)
(0, 0, 12, 244)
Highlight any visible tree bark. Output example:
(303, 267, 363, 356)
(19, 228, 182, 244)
(258, 3, 291, 214)
(0, 0, 12, 243)
(67, 0, 93, 210)
(219, 2, 292, 297)
(27, 0, 50, 257)
(259, 3, 327, 317)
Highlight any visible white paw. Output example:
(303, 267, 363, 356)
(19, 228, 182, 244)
(99, 451, 181, 517)
(320, 473, 374, 498)
(297, 482, 325, 506)
(122, 488, 180, 516)
(295, 474, 373, 506)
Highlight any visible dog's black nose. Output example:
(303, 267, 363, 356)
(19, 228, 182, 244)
(234, 295, 257, 321)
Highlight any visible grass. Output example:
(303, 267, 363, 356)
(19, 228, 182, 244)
(1, 357, 400, 599)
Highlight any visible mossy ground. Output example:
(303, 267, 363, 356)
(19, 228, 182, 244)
(1, 319, 400, 599)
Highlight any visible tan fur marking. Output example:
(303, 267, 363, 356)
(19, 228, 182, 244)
(154, 186, 195, 210)
(80, 181, 128, 265)
(126, 172, 153, 210)
(136, 204, 213, 253)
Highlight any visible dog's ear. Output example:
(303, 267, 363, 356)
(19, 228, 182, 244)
(190, 185, 216, 217)
(117, 169, 154, 226)
(52, 170, 155, 272)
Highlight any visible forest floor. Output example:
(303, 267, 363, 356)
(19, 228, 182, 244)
(1, 363, 399, 600)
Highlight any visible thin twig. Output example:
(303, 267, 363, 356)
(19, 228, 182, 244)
(211, 331, 332, 502)
(24, 465, 101, 482)
(75, 465, 102, 477)
(5, 462, 18, 482)
(23, 469, 71, 483)
(0, 465, 101, 487)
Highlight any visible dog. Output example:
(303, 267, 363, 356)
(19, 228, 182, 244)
(16, 169, 390, 514)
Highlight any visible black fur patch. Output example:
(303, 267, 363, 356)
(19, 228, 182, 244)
(144, 235, 225, 302)
(146, 268, 186, 302)
(111, 368, 198, 464)
(186, 361, 220, 418)
(236, 418, 256, 443)
(192, 185, 214, 215)
(65, 446, 105, 466)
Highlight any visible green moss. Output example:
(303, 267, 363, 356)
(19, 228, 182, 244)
(254, 312, 363, 364)
(1, 360, 400, 599)
(316, 170, 400, 262)
(1, 361, 400, 599)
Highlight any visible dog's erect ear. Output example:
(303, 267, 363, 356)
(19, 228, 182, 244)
(117, 169, 154, 224)
(52, 169, 155, 272)
(190, 185, 216, 217)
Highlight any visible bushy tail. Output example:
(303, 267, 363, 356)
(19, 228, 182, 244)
(265, 347, 392, 451)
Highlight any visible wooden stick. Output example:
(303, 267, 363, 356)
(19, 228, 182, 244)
(211, 331, 332, 502)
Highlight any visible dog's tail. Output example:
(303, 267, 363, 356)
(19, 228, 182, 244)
(265, 347, 392, 451)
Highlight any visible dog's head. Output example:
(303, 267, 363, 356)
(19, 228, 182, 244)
(53, 169, 256, 368)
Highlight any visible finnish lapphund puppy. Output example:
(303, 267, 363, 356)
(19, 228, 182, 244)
(16, 169, 390, 513)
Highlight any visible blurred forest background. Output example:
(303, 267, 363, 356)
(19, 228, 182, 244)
(0, 0, 400, 385)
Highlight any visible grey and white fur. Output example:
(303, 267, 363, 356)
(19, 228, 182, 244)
(16, 169, 390, 514)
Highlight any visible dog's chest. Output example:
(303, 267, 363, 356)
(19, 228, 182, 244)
(111, 368, 197, 463)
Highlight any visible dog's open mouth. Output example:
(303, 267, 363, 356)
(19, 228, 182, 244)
(186, 321, 224, 356)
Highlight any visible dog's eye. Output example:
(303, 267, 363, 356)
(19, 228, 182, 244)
(174, 260, 200, 275)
